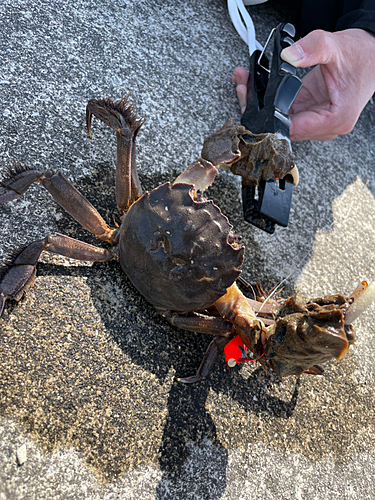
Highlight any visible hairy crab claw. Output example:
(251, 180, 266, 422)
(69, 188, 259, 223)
(200, 117, 300, 186)
(0, 95, 374, 384)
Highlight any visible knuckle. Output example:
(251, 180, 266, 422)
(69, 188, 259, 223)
(314, 30, 332, 52)
(312, 29, 337, 56)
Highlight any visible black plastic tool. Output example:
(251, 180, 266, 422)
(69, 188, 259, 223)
(241, 23, 302, 234)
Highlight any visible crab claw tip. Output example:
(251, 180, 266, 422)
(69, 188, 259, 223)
(345, 281, 375, 324)
(290, 165, 299, 186)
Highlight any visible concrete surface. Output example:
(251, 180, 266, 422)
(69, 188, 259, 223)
(1, 0, 375, 499)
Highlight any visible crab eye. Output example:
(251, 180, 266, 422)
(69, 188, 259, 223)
(196, 190, 205, 202)
(227, 232, 242, 245)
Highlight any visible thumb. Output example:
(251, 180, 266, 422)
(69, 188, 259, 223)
(280, 30, 337, 68)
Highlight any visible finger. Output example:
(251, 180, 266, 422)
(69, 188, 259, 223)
(232, 67, 249, 114)
(235, 85, 247, 114)
(281, 30, 338, 69)
(232, 67, 249, 86)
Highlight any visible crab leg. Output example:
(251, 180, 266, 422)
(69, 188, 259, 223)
(173, 159, 218, 192)
(162, 310, 235, 336)
(0, 234, 116, 317)
(86, 96, 145, 215)
(214, 282, 268, 360)
(246, 298, 277, 320)
(178, 338, 221, 384)
(0, 165, 117, 245)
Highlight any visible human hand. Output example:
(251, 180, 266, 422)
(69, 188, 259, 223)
(232, 29, 375, 141)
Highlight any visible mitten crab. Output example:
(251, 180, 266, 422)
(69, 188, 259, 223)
(0, 95, 374, 382)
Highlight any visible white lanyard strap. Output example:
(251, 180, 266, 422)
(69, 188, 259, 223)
(227, 0, 265, 55)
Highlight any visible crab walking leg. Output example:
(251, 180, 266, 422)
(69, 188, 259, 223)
(0, 165, 117, 245)
(162, 310, 235, 336)
(246, 297, 277, 314)
(86, 96, 145, 215)
(116, 127, 143, 213)
(115, 128, 132, 211)
(303, 365, 325, 376)
(0, 233, 116, 317)
(178, 338, 223, 384)
(179, 334, 236, 383)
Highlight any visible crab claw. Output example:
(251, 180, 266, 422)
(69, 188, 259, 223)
(264, 281, 375, 380)
(265, 294, 353, 379)
(201, 118, 296, 185)
(201, 118, 244, 167)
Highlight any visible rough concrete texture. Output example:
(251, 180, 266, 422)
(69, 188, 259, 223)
(1, 0, 375, 499)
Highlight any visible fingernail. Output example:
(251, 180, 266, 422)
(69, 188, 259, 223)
(280, 43, 304, 65)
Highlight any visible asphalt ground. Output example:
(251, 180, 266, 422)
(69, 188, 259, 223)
(1, 0, 375, 499)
